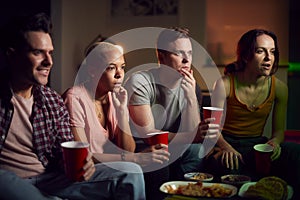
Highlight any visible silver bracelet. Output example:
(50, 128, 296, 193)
(121, 152, 125, 161)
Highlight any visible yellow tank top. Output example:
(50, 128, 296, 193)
(222, 75, 275, 137)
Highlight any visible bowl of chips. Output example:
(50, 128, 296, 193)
(184, 172, 214, 182)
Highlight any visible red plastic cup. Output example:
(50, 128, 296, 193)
(146, 132, 169, 151)
(61, 141, 89, 181)
(203, 107, 223, 125)
(253, 144, 273, 176)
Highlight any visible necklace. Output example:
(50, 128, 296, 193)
(94, 101, 103, 120)
(93, 93, 108, 120)
(235, 76, 268, 110)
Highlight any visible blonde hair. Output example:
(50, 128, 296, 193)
(85, 42, 123, 68)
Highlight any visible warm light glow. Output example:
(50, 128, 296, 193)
(115, 45, 124, 54)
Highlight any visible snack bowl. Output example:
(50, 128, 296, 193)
(221, 174, 251, 187)
(184, 172, 214, 182)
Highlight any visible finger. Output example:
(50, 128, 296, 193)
(154, 154, 169, 163)
(271, 146, 281, 161)
(207, 123, 220, 129)
(239, 155, 245, 164)
(83, 160, 95, 180)
(86, 152, 93, 161)
(199, 122, 219, 131)
(181, 80, 190, 88)
(221, 152, 225, 166)
(229, 153, 235, 170)
(83, 158, 94, 171)
(226, 153, 231, 169)
(234, 154, 239, 170)
(111, 92, 118, 104)
(206, 129, 220, 135)
(204, 134, 218, 139)
(224, 153, 229, 169)
(155, 143, 168, 150)
(84, 165, 95, 180)
(202, 118, 216, 124)
(181, 68, 192, 75)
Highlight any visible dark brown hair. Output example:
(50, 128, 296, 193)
(0, 12, 52, 52)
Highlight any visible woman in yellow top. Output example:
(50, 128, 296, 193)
(209, 29, 300, 196)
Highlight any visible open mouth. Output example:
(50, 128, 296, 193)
(262, 63, 271, 69)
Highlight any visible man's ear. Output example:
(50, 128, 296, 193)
(157, 51, 165, 63)
(6, 47, 15, 56)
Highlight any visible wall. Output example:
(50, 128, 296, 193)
(51, 0, 207, 94)
(206, 0, 289, 66)
(50, 0, 289, 94)
(51, 0, 110, 94)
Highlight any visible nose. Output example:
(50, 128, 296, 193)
(42, 52, 53, 67)
(182, 58, 189, 64)
(114, 68, 123, 79)
(264, 53, 271, 61)
(181, 52, 192, 64)
(182, 54, 191, 64)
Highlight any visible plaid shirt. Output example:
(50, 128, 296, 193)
(0, 75, 74, 170)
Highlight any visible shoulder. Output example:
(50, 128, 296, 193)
(125, 69, 156, 92)
(62, 85, 86, 99)
(34, 85, 67, 110)
(274, 76, 287, 89)
(274, 76, 288, 97)
(38, 85, 62, 100)
(126, 70, 154, 83)
(214, 75, 231, 91)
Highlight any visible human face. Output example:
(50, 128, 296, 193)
(11, 31, 53, 86)
(97, 50, 125, 94)
(247, 34, 275, 76)
(159, 38, 192, 74)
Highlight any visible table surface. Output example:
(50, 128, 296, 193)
(164, 194, 244, 200)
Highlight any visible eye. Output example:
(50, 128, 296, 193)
(255, 48, 263, 54)
(173, 50, 182, 57)
(270, 50, 276, 55)
(32, 49, 43, 55)
(106, 65, 116, 71)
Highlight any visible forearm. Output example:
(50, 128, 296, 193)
(93, 152, 137, 163)
(271, 130, 284, 144)
(116, 108, 135, 152)
(216, 133, 232, 149)
(181, 96, 200, 131)
(117, 129, 136, 152)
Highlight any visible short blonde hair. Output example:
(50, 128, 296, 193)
(85, 42, 123, 68)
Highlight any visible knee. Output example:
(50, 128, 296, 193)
(120, 162, 143, 174)
(0, 169, 18, 184)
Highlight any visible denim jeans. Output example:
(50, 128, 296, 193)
(0, 162, 145, 200)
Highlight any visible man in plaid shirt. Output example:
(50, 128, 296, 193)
(0, 12, 145, 200)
